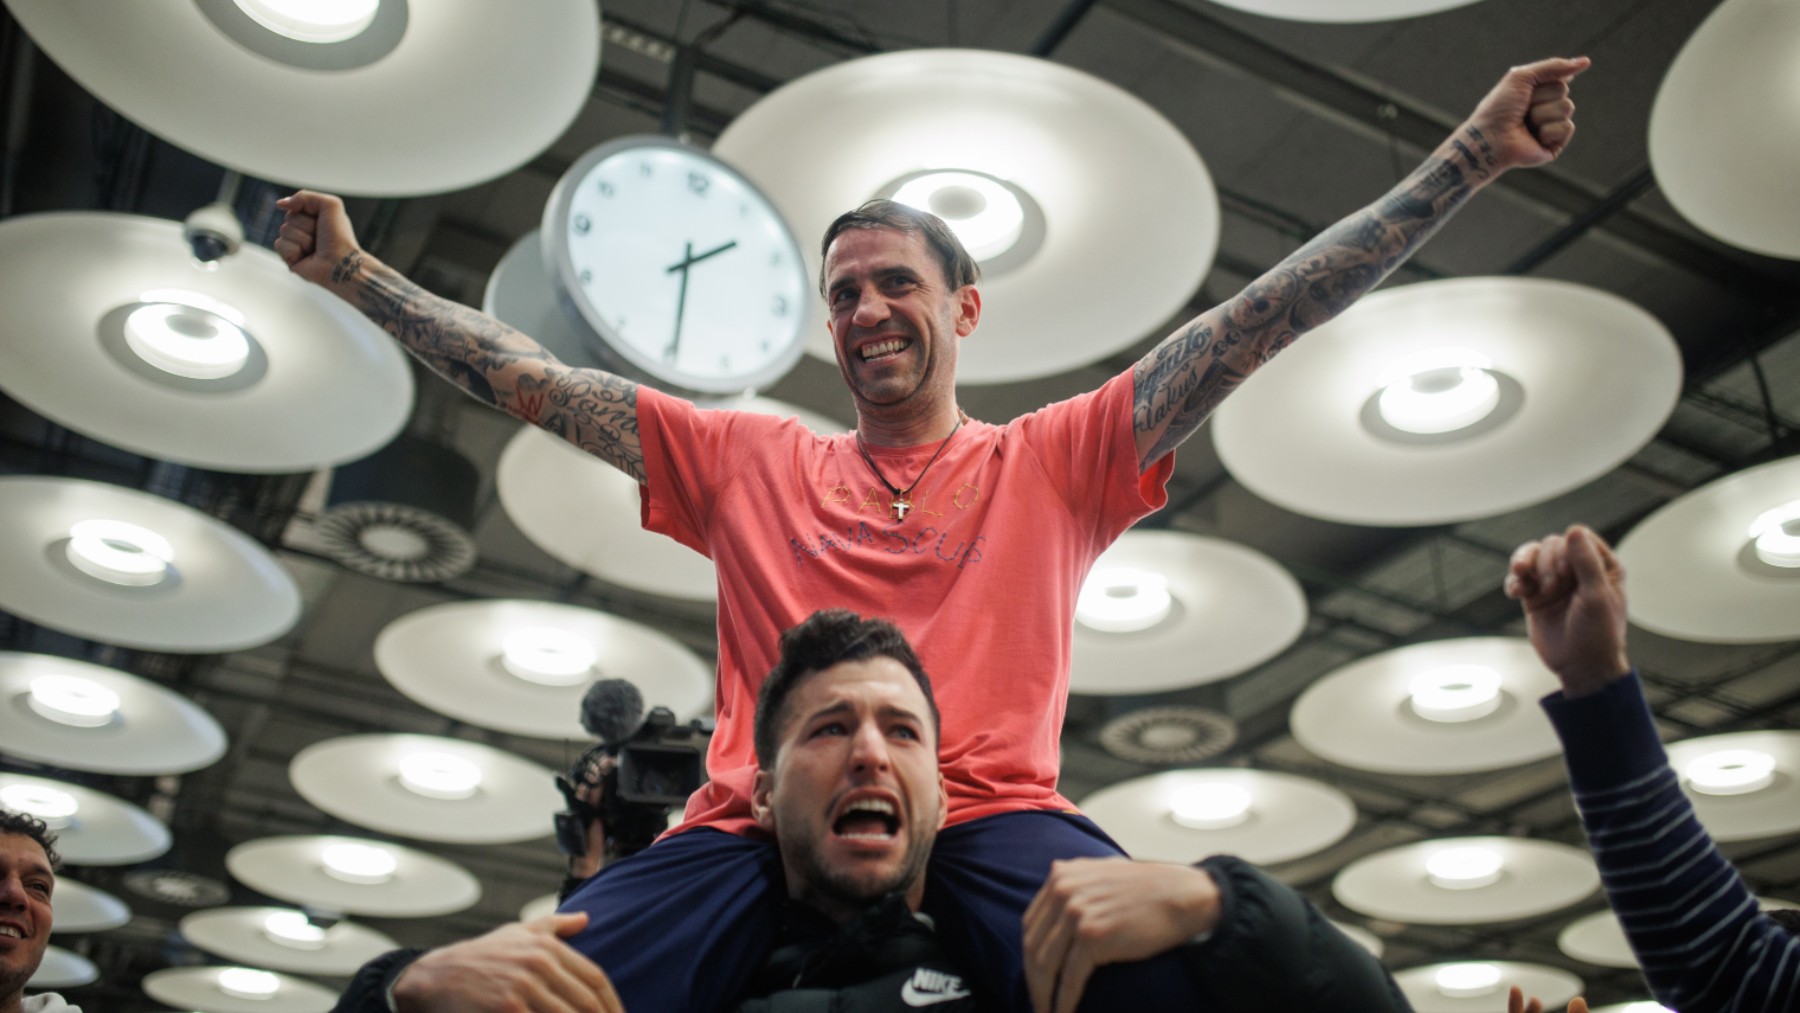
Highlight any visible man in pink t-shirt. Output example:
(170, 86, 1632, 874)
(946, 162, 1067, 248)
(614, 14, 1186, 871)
(281, 58, 1584, 1013)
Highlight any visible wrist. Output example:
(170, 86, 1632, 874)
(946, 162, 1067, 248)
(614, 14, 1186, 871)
(1175, 865, 1223, 939)
(1558, 658, 1632, 698)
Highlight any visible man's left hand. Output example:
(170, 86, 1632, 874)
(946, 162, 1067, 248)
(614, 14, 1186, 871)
(1466, 56, 1591, 170)
(1022, 858, 1221, 1013)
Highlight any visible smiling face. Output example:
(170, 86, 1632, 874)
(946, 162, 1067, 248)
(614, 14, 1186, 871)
(751, 656, 947, 923)
(822, 228, 980, 435)
(0, 833, 54, 1006)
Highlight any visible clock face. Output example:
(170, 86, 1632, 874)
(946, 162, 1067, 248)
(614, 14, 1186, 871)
(543, 136, 811, 396)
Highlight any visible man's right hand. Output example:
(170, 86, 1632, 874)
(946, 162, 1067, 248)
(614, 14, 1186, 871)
(391, 912, 625, 1013)
(273, 190, 366, 292)
(1503, 524, 1631, 698)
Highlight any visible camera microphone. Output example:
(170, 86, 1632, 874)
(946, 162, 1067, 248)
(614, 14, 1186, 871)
(580, 678, 645, 745)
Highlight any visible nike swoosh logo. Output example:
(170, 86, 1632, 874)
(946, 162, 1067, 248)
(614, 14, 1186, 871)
(901, 979, 972, 1007)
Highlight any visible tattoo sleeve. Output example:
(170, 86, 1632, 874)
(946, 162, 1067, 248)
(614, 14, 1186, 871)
(1132, 124, 1499, 468)
(343, 254, 646, 482)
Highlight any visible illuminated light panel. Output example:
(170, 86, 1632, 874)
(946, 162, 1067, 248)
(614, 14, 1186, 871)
(320, 842, 397, 885)
(1425, 845, 1505, 890)
(1408, 664, 1503, 723)
(500, 627, 597, 686)
(1168, 782, 1253, 830)
(123, 302, 252, 380)
(397, 752, 483, 801)
(891, 170, 1026, 262)
(1434, 962, 1502, 998)
(66, 518, 175, 587)
(231, 0, 380, 43)
(1684, 748, 1778, 796)
(27, 674, 121, 728)
(218, 967, 280, 999)
(262, 910, 328, 950)
(1748, 500, 1800, 569)
(1076, 567, 1174, 633)
(0, 784, 79, 829)
(1375, 347, 1501, 435)
(138, 289, 247, 327)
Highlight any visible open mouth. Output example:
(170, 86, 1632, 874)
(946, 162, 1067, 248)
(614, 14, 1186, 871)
(860, 338, 910, 362)
(0, 925, 25, 940)
(832, 797, 901, 841)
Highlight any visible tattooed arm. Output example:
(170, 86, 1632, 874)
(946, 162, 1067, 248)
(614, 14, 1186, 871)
(1132, 56, 1589, 469)
(273, 191, 644, 481)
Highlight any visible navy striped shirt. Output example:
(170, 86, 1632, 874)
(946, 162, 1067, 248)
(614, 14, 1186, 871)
(1542, 675, 1800, 1012)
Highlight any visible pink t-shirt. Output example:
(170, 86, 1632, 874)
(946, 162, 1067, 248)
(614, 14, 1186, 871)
(638, 369, 1173, 836)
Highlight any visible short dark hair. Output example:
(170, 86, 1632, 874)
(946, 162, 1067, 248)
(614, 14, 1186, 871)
(754, 609, 940, 768)
(0, 808, 60, 870)
(818, 199, 980, 298)
(1768, 907, 1800, 936)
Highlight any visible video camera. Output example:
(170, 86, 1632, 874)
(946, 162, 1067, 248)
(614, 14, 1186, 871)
(554, 679, 708, 860)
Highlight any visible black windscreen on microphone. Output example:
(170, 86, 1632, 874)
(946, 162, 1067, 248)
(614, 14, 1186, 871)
(580, 678, 645, 744)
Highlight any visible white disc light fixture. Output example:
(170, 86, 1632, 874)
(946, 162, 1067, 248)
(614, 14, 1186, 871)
(1, 652, 227, 775)
(1291, 638, 1562, 774)
(1648, 0, 1800, 259)
(0, 477, 301, 652)
(2, 0, 598, 196)
(1662, 730, 1800, 841)
(1213, 278, 1680, 525)
(1334, 836, 1598, 924)
(180, 906, 399, 976)
(27, 947, 98, 990)
(1616, 456, 1800, 643)
(1553, 904, 1800, 972)
(289, 734, 560, 844)
(143, 965, 336, 1013)
(1071, 532, 1306, 694)
(1202, 0, 1489, 21)
(1081, 769, 1355, 866)
(1394, 962, 1581, 1013)
(713, 49, 1218, 383)
(0, 773, 169, 865)
(375, 600, 711, 739)
(48, 877, 131, 933)
(0, 213, 412, 472)
(226, 835, 480, 918)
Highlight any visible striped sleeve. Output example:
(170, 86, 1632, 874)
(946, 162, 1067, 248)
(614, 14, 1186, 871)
(1542, 675, 1800, 1013)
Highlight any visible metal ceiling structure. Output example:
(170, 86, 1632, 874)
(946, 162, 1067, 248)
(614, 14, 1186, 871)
(2, 0, 1798, 1008)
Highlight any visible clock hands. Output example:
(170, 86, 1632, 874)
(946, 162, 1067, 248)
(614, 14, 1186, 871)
(663, 239, 738, 363)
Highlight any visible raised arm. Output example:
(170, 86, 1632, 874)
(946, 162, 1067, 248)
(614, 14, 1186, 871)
(274, 191, 645, 482)
(1131, 56, 1589, 468)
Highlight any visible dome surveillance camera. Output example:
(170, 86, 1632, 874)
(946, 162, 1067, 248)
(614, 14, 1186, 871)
(183, 201, 244, 265)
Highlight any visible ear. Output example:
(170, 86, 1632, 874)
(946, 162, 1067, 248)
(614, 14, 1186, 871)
(751, 769, 777, 835)
(933, 770, 949, 830)
(954, 285, 981, 338)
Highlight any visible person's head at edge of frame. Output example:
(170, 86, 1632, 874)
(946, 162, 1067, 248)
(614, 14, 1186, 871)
(0, 809, 59, 1013)
(818, 201, 983, 427)
(751, 608, 946, 925)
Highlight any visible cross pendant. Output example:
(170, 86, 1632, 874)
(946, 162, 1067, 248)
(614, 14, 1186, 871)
(892, 498, 911, 521)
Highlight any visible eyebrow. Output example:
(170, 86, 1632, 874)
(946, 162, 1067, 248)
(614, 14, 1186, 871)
(798, 699, 926, 727)
(827, 265, 917, 294)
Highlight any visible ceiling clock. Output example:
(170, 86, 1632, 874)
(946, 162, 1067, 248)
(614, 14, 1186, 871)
(542, 135, 811, 398)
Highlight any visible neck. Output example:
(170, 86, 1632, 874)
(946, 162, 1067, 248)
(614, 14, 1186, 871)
(3, 989, 24, 1013)
(854, 404, 963, 448)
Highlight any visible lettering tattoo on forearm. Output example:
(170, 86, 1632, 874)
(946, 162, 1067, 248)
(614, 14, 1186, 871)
(1133, 124, 1491, 467)
(351, 262, 645, 480)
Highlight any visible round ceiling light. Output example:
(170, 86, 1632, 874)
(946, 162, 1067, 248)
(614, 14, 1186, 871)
(218, 967, 281, 999)
(289, 734, 560, 844)
(889, 170, 1027, 262)
(1200, 0, 1489, 22)
(1212, 278, 1680, 526)
(144, 964, 337, 1013)
(1433, 963, 1502, 998)
(27, 674, 122, 728)
(320, 842, 397, 885)
(397, 751, 483, 800)
(713, 49, 1218, 384)
(500, 627, 597, 686)
(123, 299, 252, 380)
(1168, 782, 1253, 830)
(1076, 567, 1174, 633)
(0, 783, 79, 828)
(1648, 0, 1800, 259)
(1617, 457, 1800, 643)
(66, 518, 175, 587)
(262, 910, 328, 950)
(1424, 845, 1505, 890)
(47, 878, 131, 933)
(232, 0, 380, 43)
(1375, 348, 1502, 435)
(0, 773, 172, 865)
(1408, 665, 1504, 723)
(1748, 500, 1800, 569)
(1683, 748, 1778, 796)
